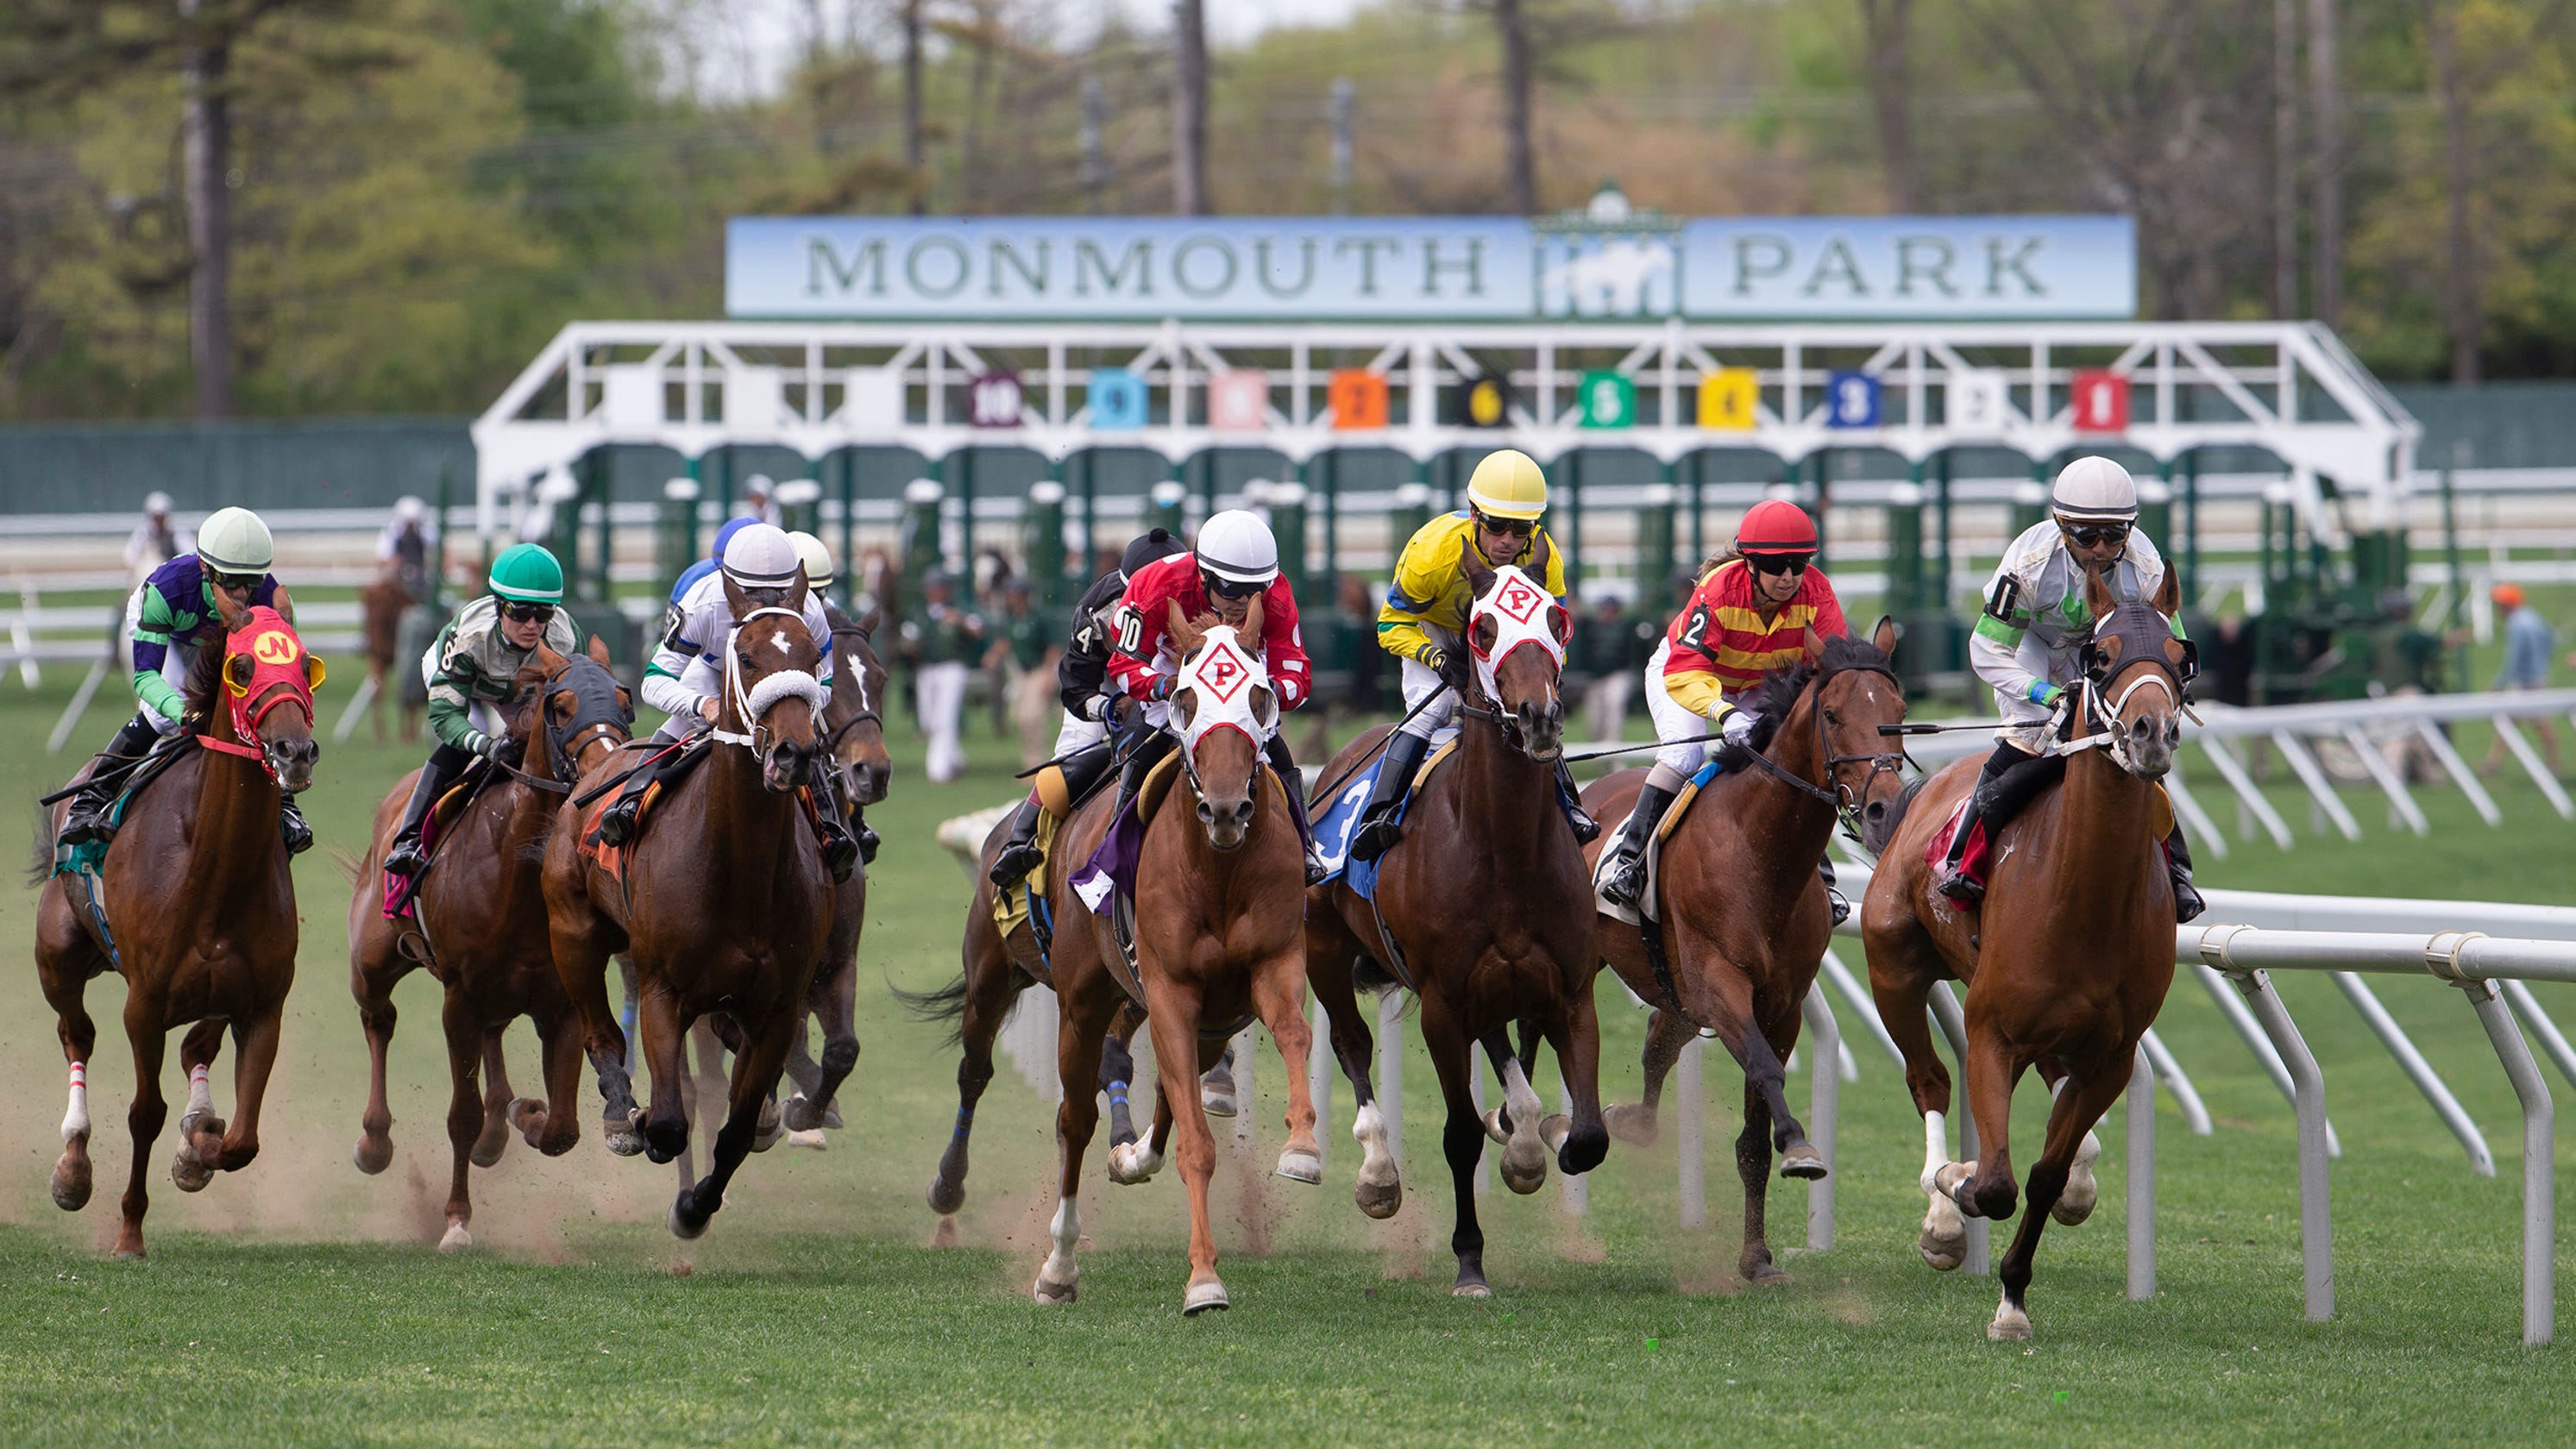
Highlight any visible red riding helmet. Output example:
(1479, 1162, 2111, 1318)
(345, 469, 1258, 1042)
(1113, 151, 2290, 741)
(1736, 499, 1819, 555)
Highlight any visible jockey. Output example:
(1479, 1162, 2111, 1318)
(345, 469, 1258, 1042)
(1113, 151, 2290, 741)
(60, 505, 313, 854)
(1103, 509, 1328, 885)
(598, 522, 858, 882)
(1598, 499, 1850, 913)
(987, 527, 1188, 890)
(1940, 455, 2204, 923)
(381, 543, 581, 878)
(1345, 448, 1599, 863)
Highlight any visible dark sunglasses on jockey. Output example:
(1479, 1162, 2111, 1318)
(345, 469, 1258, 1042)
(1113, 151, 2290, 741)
(1473, 511, 1536, 539)
(210, 568, 263, 594)
(1200, 569, 1266, 601)
(499, 599, 556, 624)
(2059, 519, 2132, 548)
(1745, 551, 1813, 577)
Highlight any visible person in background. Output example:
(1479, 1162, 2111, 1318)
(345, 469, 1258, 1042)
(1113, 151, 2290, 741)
(1573, 593, 1639, 747)
(986, 577, 1058, 771)
(124, 492, 185, 580)
(2483, 582, 2559, 775)
(375, 496, 441, 604)
(902, 568, 984, 782)
(738, 475, 782, 526)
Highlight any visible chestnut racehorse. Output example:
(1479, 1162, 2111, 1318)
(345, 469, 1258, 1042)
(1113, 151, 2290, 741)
(1305, 536, 1609, 1297)
(1580, 622, 1911, 1285)
(1863, 565, 2189, 1340)
(35, 597, 321, 1258)
(346, 642, 633, 1249)
(543, 574, 836, 1239)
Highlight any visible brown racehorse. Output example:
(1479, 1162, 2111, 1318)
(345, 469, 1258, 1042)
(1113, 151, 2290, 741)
(346, 642, 633, 1250)
(1304, 536, 1609, 1297)
(35, 597, 321, 1258)
(360, 569, 422, 743)
(543, 574, 836, 1239)
(1863, 565, 2189, 1340)
(777, 605, 892, 1134)
(1029, 603, 1320, 1314)
(1580, 622, 1911, 1284)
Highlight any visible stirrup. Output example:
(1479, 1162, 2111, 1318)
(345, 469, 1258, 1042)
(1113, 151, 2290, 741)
(855, 819, 881, 865)
(384, 836, 428, 877)
(1303, 847, 1329, 888)
(281, 806, 315, 856)
(58, 804, 116, 848)
(1935, 868, 1983, 906)
(1346, 808, 1401, 863)
(1601, 855, 1648, 911)
(1567, 804, 1600, 846)
(820, 830, 859, 885)
(1827, 888, 1851, 927)
(2172, 878, 2205, 925)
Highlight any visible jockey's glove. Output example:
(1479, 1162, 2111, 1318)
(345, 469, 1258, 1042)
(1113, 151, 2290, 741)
(1718, 708, 1756, 747)
(1417, 645, 1448, 674)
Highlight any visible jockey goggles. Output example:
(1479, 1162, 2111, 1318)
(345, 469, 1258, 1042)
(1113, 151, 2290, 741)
(1201, 569, 1265, 601)
(2059, 520, 2131, 548)
(210, 568, 264, 594)
(1747, 552, 1813, 577)
(1473, 511, 1536, 539)
(499, 599, 556, 624)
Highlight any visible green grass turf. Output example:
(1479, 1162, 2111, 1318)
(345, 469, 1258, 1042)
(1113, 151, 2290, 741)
(0, 674, 2572, 1446)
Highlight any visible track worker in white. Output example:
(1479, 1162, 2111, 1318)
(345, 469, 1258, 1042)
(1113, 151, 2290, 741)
(1938, 455, 2204, 922)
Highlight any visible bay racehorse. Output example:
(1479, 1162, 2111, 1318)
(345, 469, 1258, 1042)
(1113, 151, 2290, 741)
(779, 604, 892, 1134)
(346, 641, 632, 1249)
(543, 574, 836, 1239)
(1863, 565, 2188, 1339)
(1305, 535, 1608, 1297)
(34, 597, 321, 1258)
(1580, 621, 1910, 1284)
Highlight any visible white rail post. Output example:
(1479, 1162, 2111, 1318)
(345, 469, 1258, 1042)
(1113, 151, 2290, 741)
(2491, 718, 2576, 819)
(2193, 961, 2342, 1156)
(1676, 1033, 1706, 1231)
(2339, 724, 2428, 836)
(47, 658, 110, 756)
(2455, 976, 2554, 1346)
(1926, 983, 1988, 1276)
(1307, 995, 1332, 1170)
(2270, 729, 2364, 841)
(2198, 734, 2295, 848)
(2164, 765, 2228, 859)
(2127, 1050, 2155, 1301)
(1801, 988, 1838, 1252)
(2412, 718, 2502, 825)
(2329, 971, 2492, 1174)
(331, 672, 381, 744)
(1377, 990, 1404, 1172)
(2218, 957, 2334, 1321)
(2500, 980, 2576, 1091)
(1819, 946, 1906, 1065)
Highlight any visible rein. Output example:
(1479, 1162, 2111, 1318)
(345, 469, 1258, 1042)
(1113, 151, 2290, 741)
(1740, 661, 1910, 838)
(711, 606, 828, 755)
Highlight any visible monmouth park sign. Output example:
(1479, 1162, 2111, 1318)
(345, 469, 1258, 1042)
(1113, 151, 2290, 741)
(726, 215, 2134, 323)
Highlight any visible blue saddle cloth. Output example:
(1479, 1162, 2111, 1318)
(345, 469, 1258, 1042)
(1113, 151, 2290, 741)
(1310, 754, 1411, 902)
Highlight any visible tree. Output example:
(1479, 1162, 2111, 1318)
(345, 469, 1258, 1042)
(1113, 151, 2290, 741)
(1857, 0, 1913, 211)
(903, 0, 926, 212)
(1172, 0, 1209, 214)
(1493, 0, 1536, 213)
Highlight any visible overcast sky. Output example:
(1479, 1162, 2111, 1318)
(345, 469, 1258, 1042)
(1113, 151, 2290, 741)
(670, 0, 1378, 101)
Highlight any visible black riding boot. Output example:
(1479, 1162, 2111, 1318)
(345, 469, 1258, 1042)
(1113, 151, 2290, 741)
(1934, 786, 1995, 903)
(1113, 732, 1175, 819)
(1555, 756, 1600, 844)
(384, 743, 475, 877)
(808, 764, 859, 884)
(988, 794, 1046, 888)
(594, 749, 667, 847)
(1938, 744, 2060, 905)
(1263, 732, 1328, 886)
(279, 796, 314, 856)
(1599, 781, 1676, 912)
(1347, 729, 1430, 864)
(1819, 854, 1849, 926)
(59, 714, 165, 846)
(2166, 825, 2205, 924)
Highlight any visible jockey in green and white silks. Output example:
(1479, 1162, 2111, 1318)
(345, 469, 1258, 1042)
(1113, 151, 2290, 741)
(1939, 455, 2203, 922)
(381, 543, 581, 878)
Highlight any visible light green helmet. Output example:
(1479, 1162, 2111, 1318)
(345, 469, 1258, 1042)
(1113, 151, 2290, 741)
(197, 506, 274, 574)
(787, 530, 834, 591)
(487, 543, 564, 605)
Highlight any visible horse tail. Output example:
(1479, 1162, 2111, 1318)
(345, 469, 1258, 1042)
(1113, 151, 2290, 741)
(1352, 956, 1398, 994)
(892, 972, 971, 1046)
(24, 800, 53, 888)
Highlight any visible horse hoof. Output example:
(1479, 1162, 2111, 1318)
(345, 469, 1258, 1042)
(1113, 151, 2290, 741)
(352, 1133, 394, 1176)
(2053, 1184, 2099, 1226)
(929, 1214, 960, 1249)
(1989, 1302, 2033, 1341)
(1932, 1160, 1976, 1200)
(110, 1245, 146, 1262)
(510, 1099, 549, 1145)
(1034, 1271, 1078, 1305)
(1274, 1148, 1324, 1185)
(1602, 1103, 1658, 1148)
(1499, 1147, 1547, 1196)
(50, 1162, 91, 1213)
(669, 1198, 711, 1241)
(785, 1128, 828, 1151)
(781, 1093, 825, 1132)
(603, 1111, 645, 1158)
(1778, 1144, 1829, 1181)
(468, 1132, 508, 1170)
(1183, 1280, 1230, 1315)
(1480, 1107, 1512, 1146)
(821, 1103, 845, 1130)
(1919, 1229, 1966, 1273)
(1354, 1176, 1402, 1220)
(1539, 1113, 1572, 1155)
(1106, 1143, 1159, 1186)
(1200, 1088, 1238, 1120)
(1452, 1279, 1491, 1300)
(1744, 1259, 1792, 1287)
(437, 1222, 474, 1253)
(927, 1176, 967, 1215)
(170, 1151, 212, 1195)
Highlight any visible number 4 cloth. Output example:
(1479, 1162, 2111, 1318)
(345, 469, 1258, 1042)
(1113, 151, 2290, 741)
(1660, 558, 1850, 714)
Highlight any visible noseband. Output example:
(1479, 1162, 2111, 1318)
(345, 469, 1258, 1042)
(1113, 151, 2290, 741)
(714, 606, 829, 756)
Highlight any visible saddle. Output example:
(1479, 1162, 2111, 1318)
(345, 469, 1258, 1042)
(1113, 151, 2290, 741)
(575, 737, 828, 893)
(1310, 737, 1462, 898)
(1926, 778, 2175, 912)
(1590, 755, 1729, 927)
(1065, 750, 1190, 1006)
(381, 759, 500, 921)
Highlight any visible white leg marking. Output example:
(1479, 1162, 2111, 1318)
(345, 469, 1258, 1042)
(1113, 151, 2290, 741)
(62, 1062, 88, 1143)
(1034, 1195, 1082, 1302)
(1919, 1108, 1948, 1195)
(1918, 1109, 1967, 1270)
(1108, 1136, 1165, 1184)
(1353, 1102, 1396, 1183)
(185, 1063, 213, 1126)
(1989, 1288, 2033, 1340)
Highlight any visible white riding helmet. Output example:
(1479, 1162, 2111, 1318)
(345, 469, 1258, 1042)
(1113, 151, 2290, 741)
(143, 491, 173, 516)
(197, 506, 274, 574)
(1195, 509, 1279, 587)
(720, 522, 803, 590)
(393, 495, 425, 523)
(2051, 456, 2139, 524)
(787, 530, 835, 591)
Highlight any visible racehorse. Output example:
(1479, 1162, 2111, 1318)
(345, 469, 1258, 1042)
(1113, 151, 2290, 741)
(543, 574, 836, 1239)
(911, 603, 1320, 1312)
(1863, 565, 2189, 1340)
(778, 605, 892, 1134)
(34, 596, 321, 1258)
(360, 569, 422, 743)
(1580, 621, 1910, 1285)
(1304, 535, 1609, 1297)
(345, 641, 632, 1249)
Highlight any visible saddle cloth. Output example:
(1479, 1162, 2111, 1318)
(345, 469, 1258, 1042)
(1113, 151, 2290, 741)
(1067, 750, 1186, 918)
(380, 762, 496, 920)
(1591, 756, 1727, 926)
(1309, 736, 1463, 902)
(1924, 781, 2174, 908)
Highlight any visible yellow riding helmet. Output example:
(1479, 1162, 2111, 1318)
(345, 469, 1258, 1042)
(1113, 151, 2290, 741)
(1465, 448, 1549, 522)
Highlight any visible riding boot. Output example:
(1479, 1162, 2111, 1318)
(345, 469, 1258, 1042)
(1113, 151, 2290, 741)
(989, 794, 1047, 888)
(1555, 756, 1601, 844)
(1819, 854, 1850, 927)
(807, 766, 860, 884)
(2165, 825, 2205, 925)
(280, 796, 315, 856)
(594, 751, 665, 847)
(1934, 791, 1990, 905)
(852, 811, 881, 865)
(1347, 729, 1430, 864)
(384, 743, 474, 878)
(1263, 732, 1327, 886)
(1114, 733, 1174, 819)
(59, 713, 165, 846)
(1599, 781, 1677, 912)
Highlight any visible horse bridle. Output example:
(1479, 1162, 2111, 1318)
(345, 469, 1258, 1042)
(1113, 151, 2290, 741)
(511, 656, 632, 794)
(712, 607, 830, 757)
(1736, 658, 1909, 838)
(820, 624, 883, 751)
(2064, 607, 2196, 775)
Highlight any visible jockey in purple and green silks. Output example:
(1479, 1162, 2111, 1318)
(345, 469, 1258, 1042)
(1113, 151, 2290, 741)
(59, 505, 313, 854)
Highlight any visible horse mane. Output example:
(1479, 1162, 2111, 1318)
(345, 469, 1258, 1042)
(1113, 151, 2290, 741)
(1716, 632, 1894, 769)
(179, 630, 229, 724)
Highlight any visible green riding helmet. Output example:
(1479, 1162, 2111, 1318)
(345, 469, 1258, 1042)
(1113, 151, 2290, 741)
(487, 543, 565, 604)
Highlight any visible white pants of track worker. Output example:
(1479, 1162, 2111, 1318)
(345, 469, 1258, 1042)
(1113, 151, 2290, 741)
(1641, 637, 1720, 777)
(1394, 656, 1458, 742)
(916, 660, 970, 782)
(1583, 670, 1632, 750)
